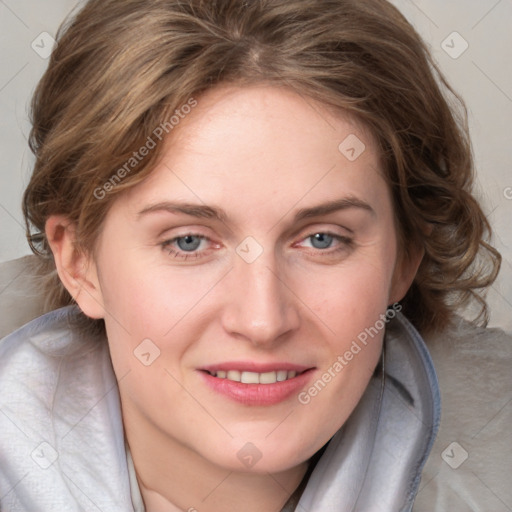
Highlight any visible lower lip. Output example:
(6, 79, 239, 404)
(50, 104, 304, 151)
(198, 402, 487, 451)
(199, 370, 315, 406)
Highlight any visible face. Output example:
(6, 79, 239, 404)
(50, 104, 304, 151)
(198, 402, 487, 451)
(81, 85, 411, 474)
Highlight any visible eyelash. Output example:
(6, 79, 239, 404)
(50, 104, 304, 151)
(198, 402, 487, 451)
(161, 232, 354, 261)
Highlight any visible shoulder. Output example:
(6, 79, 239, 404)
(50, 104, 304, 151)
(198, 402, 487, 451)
(0, 306, 106, 401)
(0, 307, 134, 511)
(414, 318, 512, 511)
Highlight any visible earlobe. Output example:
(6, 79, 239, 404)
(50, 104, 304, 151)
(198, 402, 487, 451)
(389, 244, 424, 304)
(45, 215, 105, 319)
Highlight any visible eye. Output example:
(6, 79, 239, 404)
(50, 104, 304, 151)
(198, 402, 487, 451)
(295, 231, 354, 259)
(162, 234, 212, 259)
(176, 235, 203, 252)
(308, 233, 335, 249)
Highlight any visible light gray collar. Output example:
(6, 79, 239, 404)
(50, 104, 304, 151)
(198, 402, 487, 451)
(296, 312, 441, 512)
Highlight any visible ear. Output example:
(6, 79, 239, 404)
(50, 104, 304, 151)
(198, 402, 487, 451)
(45, 215, 105, 319)
(388, 243, 424, 304)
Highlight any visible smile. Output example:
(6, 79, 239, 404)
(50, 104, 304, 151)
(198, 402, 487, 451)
(207, 370, 299, 384)
(199, 363, 315, 405)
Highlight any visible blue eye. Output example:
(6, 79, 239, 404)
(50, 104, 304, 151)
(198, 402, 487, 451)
(309, 233, 334, 249)
(162, 234, 209, 259)
(297, 232, 354, 259)
(176, 235, 203, 252)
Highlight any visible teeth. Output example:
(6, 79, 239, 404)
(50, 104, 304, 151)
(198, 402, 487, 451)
(259, 371, 277, 384)
(241, 371, 260, 384)
(211, 370, 299, 384)
(276, 370, 288, 382)
(227, 370, 241, 382)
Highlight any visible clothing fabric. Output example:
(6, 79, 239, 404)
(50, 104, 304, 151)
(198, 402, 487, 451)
(0, 305, 440, 511)
(413, 319, 512, 511)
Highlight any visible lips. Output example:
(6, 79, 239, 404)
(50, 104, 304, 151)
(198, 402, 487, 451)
(199, 362, 315, 405)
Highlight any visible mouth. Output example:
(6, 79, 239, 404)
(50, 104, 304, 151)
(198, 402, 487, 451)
(199, 363, 315, 405)
(205, 369, 302, 384)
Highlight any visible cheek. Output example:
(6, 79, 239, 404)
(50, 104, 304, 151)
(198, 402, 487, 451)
(297, 250, 394, 338)
(98, 253, 209, 333)
(290, 269, 389, 451)
(313, 267, 387, 376)
(96, 254, 227, 383)
(289, 248, 392, 400)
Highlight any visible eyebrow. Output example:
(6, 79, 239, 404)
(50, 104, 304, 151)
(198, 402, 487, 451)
(294, 197, 375, 221)
(137, 196, 375, 223)
(137, 202, 228, 222)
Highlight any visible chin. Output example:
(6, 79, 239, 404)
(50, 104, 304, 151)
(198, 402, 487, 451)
(199, 433, 321, 475)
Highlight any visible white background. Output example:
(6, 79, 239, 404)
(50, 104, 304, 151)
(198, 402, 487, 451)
(0, 0, 511, 331)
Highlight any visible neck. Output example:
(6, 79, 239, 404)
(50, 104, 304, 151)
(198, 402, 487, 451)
(123, 409, 309, 512)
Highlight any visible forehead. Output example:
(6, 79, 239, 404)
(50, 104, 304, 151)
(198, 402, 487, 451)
(119, 85, 388, 222)
(168, 84, 377, 168)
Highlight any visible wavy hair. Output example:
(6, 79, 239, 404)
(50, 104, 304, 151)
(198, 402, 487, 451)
(23, 0, 501, 334)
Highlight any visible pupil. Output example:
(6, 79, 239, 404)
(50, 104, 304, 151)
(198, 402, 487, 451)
(177, 235, 201, 251)
(311, 233, 332, 249)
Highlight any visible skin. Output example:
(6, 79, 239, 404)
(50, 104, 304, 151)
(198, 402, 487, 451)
(47, 85, 421, 511)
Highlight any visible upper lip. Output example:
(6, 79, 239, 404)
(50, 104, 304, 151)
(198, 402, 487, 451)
(199, 361, 313, 373)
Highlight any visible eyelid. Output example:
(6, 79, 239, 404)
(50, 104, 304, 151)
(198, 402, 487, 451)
(289, 216, 357, 237)
(157, 223, 214, 238)
(294, 232, 353, 247)
(293, 222, 354, 241)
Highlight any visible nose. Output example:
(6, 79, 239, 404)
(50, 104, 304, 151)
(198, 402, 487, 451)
(220, 254, 301, 347)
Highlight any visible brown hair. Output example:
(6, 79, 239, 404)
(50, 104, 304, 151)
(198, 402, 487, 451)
(23, 0, 501, 334)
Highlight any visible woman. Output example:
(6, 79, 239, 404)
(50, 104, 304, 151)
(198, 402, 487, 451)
(0, 1, 508, 511)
